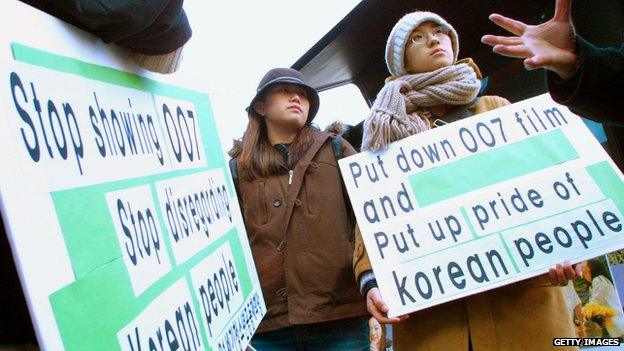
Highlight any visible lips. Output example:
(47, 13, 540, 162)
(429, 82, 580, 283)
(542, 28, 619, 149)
(431, 48, 446, 56)
(288, 105, 303, 113)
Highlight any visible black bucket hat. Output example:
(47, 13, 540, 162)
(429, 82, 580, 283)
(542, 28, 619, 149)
(247, 67, 320, 122)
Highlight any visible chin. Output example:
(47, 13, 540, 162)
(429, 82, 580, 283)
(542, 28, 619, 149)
(432, 60, 453, 70)
(283, 117, 306, 130)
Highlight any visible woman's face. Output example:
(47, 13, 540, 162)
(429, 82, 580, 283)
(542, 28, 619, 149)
(254, 83, 309, 132)
(404, 21, 454, 74)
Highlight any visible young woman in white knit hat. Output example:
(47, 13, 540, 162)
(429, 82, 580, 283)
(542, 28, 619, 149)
(353, 10, 581, 351)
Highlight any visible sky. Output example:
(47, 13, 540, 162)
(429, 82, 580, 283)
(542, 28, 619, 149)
(174, 1, 370, 157)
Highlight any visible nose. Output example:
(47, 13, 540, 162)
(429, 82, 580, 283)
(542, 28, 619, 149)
(427, 34, 440, 47)
(290, 92, 301, 103)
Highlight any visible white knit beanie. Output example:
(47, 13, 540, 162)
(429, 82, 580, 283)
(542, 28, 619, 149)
(385, 11, 459, 77)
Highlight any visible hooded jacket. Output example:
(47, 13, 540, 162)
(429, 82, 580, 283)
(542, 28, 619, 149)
(235, 130, 368, 333)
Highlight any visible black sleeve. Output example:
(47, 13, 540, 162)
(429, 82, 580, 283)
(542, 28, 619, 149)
(547, 35, 624, 127)
(19, 0, 192, 55)
(357, 270, 378, 298)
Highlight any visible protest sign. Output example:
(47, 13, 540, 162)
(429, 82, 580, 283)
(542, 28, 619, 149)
(0, 2, 265, 350)
(340, 93, 624, 317)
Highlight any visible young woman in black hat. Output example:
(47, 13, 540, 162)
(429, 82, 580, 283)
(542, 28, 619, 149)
(229, 68, 370, 350)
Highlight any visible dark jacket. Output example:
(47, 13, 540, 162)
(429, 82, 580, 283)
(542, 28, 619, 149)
(234, 130, 367, 333)
(547, 35, 624, 170)
(19, 0, 191, 55)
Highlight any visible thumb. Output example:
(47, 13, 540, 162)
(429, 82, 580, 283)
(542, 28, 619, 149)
(553, 0, 572, 22)
(371, 293, 389, 313)
(574, 263, 583, 277)
(524, 54, 552, 70)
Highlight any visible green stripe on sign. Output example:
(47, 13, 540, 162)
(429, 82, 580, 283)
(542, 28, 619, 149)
(49, 227, 253, 350)
(409, 129, 578, 207)
(586, 161, 624, 214)
(11, 42, 198, 99)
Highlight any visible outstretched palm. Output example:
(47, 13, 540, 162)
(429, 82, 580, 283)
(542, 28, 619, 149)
(482, 0, 578, 79)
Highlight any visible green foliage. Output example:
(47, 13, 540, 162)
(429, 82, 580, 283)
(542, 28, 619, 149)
(607, 250, 624, 265)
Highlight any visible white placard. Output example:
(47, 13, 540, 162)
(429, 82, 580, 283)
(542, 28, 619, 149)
(340, 94, 624, 316)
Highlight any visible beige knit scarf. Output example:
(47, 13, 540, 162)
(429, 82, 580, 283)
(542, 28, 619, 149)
(362, 63, 481, 151)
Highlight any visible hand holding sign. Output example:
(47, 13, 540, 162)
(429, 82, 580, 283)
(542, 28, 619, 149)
(548, 260, 582, 286)
(366, 287, 409, 324)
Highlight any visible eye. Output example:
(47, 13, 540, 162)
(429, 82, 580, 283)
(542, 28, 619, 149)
(435, 28, 443, 35)
(412, 33, 424, 42)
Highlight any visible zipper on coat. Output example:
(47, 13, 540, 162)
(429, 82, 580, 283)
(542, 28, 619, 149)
(288, 170, 293, 185)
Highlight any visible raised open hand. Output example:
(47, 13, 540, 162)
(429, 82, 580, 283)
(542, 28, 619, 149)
(482, 0, 579, 80)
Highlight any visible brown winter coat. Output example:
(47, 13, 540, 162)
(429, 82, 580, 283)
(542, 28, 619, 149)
(237, 130, 368, 333)
(353, 95, 578, 351)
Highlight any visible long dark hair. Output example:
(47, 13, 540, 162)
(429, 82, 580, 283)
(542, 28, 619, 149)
(228, 108, 314, 182)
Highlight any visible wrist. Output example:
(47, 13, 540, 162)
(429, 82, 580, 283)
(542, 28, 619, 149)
(358, 270, 378, 297)
(363, 280, 378, 298)
(557, 32, 580, 80)
(556, 53, 580, 81)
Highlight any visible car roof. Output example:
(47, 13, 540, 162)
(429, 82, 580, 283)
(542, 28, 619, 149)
(292, 0, 624, 105)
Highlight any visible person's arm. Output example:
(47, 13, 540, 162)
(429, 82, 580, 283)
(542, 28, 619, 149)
(339, 136, 393, 323)
(482, 0, 623, 126)
(547, 36, 624, 126)
(353, 225, 376, 295)
(20, 0, 191, 56)
(353, 225, 408, 324)
(342, 136, 403, 322)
